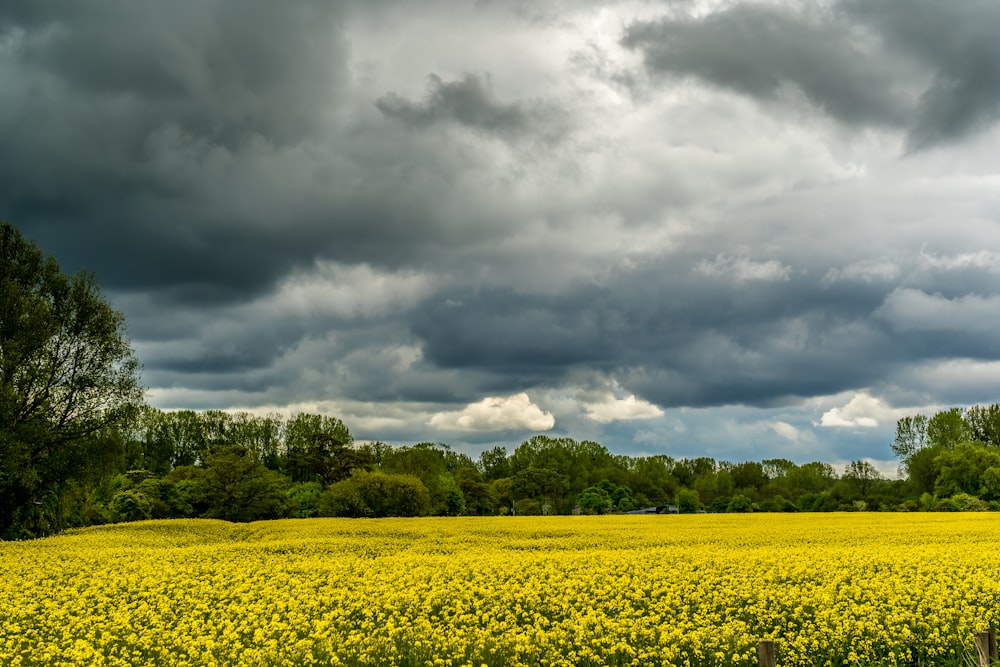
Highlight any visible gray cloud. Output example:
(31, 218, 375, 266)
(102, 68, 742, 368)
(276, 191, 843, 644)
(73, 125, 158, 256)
(623, 0, 1000, 149)
(376, 73, 534, 136)
(3, 0, 1000, 463)
(842, 0, 1000, 149)
(622, 4, 909, 128)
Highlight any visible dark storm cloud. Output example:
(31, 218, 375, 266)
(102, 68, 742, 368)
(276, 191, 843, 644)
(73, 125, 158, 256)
(623, 0, 1000, 148)
(0, 0, 361, 296)
(1, 0, 346, 147)
(4, 0, 1000, 462)
(621, 4, 907, 128)
(842, 0, 1000, 149)
(412, 266, 904, 408)
(376, 74, 534, 136)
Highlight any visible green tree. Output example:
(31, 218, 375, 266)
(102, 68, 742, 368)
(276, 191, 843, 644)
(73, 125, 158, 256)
(199, 445, 289, 522)
(1, 222, 143, 539)
(382, 443, 457, 514)
(727, 461, 768, 492)
(286, 481, 324, 518)
(671, 457, 716, 489)
(455, 467, 496, 515)
(577, 486, 612, 514)
(981, 467, 1000, 502)
(625, 455, 679, 505)
(926, 408, 972, 450)
(694, 469, 734, 506)
(318, 470, 431, 518)
(109, 489, 153, 523)
(141, 409, 211, 470)
(903, 444, 943, 494)
(726, 494, 754, 513)
(439, 473, 466, 516)
(282, 413, 362, 485)
(934, 442, 1000, 499)
(965, 404, 1000, 447)
(226, 411, 283, 470)
(784, 462, 838, 496)
(892, 415, 929, 462)
(676, 488, 702, 514)
(762, 458, 795, 479)
(510, 466, 569, 504)
(707, 495, 731, 513)
(842, 460, 884, 499)
(758, 495, 796, 512)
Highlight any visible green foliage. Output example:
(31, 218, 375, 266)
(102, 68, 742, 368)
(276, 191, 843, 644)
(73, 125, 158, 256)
(199, 446, 289, 522)
(726, 494, 754, 513)
(707, 496, 731, 513)
(282, 413, 360, 485)
(454, 467, 496, 515)
(625, 455, 678, 505)
(513, 498, 542, 516)
(577, 486, 613, 514)
(439, 474, 466, 516)
(478, 446, 510, 480)
(892, 415, 928, 461)
(318, 470, 431, 518)
(758, 495, 797, 512)
(938, 493, 989, 512)
(1, 222, 143, 539)
(17, 390, 1000, 536)
(842, 460, 883, 499)
(933, 442, 1000, 499)
(926, 408, 972, 450)
(964, 404, 1000, 447)
(727, 462, 768, 491)
(109, 490, 153, 523)
(904, 445, 944, 495)
(511, 466, 569, 502)
(676, 488, 702, 514)
(286, 482, 324, 518)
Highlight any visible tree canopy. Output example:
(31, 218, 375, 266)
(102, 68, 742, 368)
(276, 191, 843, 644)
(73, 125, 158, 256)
(1, 222, 143, 538)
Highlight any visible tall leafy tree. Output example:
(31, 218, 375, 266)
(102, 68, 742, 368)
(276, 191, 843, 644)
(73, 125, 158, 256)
(892, 415, 929, 461)
(926, 408, 971, 449)
(842, 460, 884, 499)
(282, 413, 359, 485)
(198, 445, 288, 522)
(1, 222, 143, 538)
(965, 404, 1000, 447)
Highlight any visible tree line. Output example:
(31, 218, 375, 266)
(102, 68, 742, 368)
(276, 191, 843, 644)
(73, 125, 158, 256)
(5, 219, 1000, 539)
(12, 401, 1000, 539)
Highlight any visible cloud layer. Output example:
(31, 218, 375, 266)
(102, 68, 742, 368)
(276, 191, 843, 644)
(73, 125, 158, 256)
(3, 0, 1000, 467)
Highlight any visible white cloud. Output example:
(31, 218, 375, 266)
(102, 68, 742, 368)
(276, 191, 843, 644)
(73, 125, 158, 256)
(583, 393, 664, 423)
(818, 391, 888, 428)
(694, 254, 791, 282)
(822, 259, 900, 284)
(768, 420, 801, 442)
(919, 248, 1000, 273)
(266, 261, 435, 320)
(428, 392, 555, 432)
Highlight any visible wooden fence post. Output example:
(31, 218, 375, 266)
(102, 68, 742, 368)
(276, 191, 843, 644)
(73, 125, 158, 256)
(757, 640, 776, 667)
(974, 628, 997, 667)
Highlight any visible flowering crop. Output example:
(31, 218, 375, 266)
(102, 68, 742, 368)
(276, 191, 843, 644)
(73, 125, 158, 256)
(3, 514, 1000, 666)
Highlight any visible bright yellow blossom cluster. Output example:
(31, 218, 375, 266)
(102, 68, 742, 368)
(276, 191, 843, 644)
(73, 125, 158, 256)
(3, 514, 1000, 666)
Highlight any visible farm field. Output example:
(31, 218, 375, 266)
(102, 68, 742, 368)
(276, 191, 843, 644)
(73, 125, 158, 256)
(3, 514, 1000, 666)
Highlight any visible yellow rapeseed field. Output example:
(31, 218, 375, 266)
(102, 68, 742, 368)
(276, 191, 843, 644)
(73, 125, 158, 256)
(3, 514, 1000, 666)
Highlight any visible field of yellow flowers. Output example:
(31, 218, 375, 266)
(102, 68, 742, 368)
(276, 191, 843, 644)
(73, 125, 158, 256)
(3, 514, 1000, 666)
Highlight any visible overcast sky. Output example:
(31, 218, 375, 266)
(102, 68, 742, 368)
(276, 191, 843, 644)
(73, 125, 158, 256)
(4, 0, 1000, 474)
